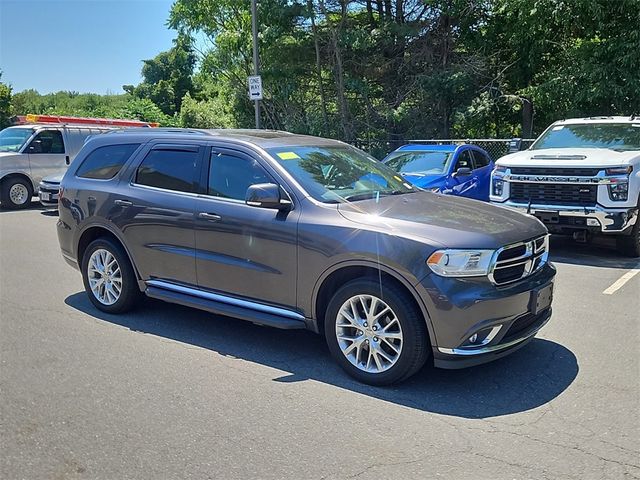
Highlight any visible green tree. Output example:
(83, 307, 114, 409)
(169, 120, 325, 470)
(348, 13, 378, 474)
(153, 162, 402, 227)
(0, 72, 12, 129)
(124, 34, 197, 116)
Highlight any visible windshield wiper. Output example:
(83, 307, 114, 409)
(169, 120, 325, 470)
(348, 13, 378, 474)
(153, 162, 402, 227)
(342, 190, 413, 202)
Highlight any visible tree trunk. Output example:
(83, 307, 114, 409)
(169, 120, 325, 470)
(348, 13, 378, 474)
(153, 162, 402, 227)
(376, 0, 384, 18)
(395, 0, 403, 23)
(319, 0, 353, 142)
(366, 0, 374, 25)
(384, 0, 392, 19)
(522, 97, 534, 138)
(308, 0, 329, 129)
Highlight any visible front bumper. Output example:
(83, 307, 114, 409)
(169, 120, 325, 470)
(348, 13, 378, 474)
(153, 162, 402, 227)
(495, 201, 638, 234)
(38, 182, 60, 206)
(415, 263, 556, 369)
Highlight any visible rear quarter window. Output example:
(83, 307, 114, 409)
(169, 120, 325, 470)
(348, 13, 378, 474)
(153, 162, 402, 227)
(76, 143, 140, 179)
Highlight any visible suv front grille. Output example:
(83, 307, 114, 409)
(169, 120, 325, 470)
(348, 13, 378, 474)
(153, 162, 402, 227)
(490, 235, 548, 285)
(510, 183, 597, 206)
(510, 167, 601, 176)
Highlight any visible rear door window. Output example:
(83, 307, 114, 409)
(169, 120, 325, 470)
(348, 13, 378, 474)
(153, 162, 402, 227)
(135, 147, 199, 193)
(76, 143, 141, 179)
(471, 150, 491, 169)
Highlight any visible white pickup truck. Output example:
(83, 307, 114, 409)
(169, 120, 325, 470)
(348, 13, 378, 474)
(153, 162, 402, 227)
(490, 116, 640, 257)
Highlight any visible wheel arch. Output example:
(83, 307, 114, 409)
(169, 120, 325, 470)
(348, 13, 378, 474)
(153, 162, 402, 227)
(312, 261, 435, 345)
(76, 224, 144, 289)
(1, 172, 36, 192)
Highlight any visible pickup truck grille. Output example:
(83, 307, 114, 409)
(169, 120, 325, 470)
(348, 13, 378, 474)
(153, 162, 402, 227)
(510, 183, 597, 206)
(510, 167, 601, 176)
(490, 235, 548, 285)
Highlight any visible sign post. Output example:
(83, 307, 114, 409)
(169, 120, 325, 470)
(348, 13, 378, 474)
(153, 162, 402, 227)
(251, 0, 261, 129)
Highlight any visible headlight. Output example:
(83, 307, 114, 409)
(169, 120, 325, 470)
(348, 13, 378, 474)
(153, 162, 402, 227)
(608, 181, 628, 201)
(427, 249, 495, 277)
(492, 178, 504, 196)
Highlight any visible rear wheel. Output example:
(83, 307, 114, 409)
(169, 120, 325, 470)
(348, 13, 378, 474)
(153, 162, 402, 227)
(81, 238, 141, 313)
(1, 177, 33, 209)
(324, 278, 429, 385)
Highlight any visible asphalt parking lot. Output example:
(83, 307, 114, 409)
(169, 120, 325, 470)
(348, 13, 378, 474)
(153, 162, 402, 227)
(1, 206, 639, 480)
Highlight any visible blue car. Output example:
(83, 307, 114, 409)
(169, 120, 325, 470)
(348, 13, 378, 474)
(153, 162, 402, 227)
(382, 144, 494, 201)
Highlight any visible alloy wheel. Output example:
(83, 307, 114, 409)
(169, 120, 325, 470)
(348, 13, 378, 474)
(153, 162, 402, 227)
(335, 294, 403, 373)
(87, 248, 122, 305)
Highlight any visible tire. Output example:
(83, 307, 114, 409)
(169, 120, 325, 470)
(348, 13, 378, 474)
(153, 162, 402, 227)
(1, 177, 33, 210)
(81, 238, 141, 314)
(324, 278, 429, 386)
(616, 217, 640, 257)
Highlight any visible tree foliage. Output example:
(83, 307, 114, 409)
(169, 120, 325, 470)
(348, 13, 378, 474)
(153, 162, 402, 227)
(167, 0, 639, 147)
(0, 72, 12, 129)
(4, 0, 639, 152)
(123, 34, 197, 116)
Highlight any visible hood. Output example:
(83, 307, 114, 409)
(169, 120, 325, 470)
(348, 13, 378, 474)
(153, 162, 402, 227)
(41, 172, 64, 184)
(337, 191, 546, 250)
(0, 151, 20, 159)
(497, 148, 639, 168)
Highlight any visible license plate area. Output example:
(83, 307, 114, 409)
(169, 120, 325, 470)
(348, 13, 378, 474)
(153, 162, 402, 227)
(40, 192, 50, 201)
(530, 283, 553, 315)
(535, 211, 560, 224)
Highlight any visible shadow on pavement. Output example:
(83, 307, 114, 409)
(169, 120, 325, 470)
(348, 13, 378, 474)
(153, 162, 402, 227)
(65, 292, 578, 419)
(0, 200, 47, 213)
(549, 235, 639, 269)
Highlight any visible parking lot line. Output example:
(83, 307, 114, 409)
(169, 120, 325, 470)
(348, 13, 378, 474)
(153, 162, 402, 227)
(602, 266, 640, 295)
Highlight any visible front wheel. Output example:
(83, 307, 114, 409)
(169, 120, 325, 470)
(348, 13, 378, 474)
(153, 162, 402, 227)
(1, 177, 33, 209)
(616, 218, 640, 257)
(324, 279, 429, 386)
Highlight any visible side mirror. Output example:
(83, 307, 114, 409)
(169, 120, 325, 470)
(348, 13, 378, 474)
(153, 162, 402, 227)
(453, 167, 472, 177)
(28, 140, 42, 154)
(245, 183, 291, 210)
(508, 138, 522, 153)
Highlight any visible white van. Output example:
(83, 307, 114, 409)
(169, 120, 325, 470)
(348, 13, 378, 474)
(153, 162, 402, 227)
(0, 115, 156, 209)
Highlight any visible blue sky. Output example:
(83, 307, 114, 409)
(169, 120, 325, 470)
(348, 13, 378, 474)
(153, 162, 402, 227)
(0, 0, 177, 94)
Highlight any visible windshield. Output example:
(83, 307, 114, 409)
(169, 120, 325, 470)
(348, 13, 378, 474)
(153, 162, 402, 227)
(0, 128, 34, 153)
(532, 123, 640, 151)
(267, 145, 416, 203)
(384, 150, 452, 175)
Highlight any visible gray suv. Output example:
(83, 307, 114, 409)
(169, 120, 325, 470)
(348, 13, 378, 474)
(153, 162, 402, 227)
(57, 129, 556, 385)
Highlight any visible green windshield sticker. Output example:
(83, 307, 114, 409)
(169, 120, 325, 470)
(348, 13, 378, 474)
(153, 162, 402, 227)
(277, 151, 301, 160)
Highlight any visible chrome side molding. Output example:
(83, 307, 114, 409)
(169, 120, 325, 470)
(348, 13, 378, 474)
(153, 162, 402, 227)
(146, 279, 306, 321)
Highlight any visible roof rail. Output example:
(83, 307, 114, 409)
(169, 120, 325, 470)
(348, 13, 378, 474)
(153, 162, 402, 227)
(109, 127, 211, 135)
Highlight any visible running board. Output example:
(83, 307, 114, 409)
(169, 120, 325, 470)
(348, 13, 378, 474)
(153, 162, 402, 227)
(144, 281, 306, 330)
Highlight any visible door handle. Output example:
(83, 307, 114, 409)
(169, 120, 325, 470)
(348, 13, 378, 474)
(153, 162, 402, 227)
(198, 212, 222, 221)
(65, 155, 70, 165)
(114, 199, 133, 207)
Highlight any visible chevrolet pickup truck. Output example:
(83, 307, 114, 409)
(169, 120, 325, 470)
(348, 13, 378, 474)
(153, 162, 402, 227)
(490, 116, 640, 257)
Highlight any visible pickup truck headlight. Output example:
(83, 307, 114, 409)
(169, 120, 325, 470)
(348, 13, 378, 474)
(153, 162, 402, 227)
(608, 181, 628, 201)
(427, 249, 495, 277)
(492, 178, 504, 196)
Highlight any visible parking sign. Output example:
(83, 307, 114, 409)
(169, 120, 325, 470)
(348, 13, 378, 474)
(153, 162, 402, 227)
(248, 75, 263, 101)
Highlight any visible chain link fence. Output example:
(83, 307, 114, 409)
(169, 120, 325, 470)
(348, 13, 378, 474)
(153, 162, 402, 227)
(354, 138, 536, 160)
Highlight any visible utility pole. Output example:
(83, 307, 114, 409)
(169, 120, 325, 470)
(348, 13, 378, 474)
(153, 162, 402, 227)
(251, 0, 261, 129)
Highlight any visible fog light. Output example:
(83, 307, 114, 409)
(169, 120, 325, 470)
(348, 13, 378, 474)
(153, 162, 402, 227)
(469, 333, 478, 343)
(586, 218, 600, 227)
